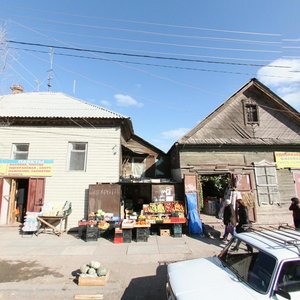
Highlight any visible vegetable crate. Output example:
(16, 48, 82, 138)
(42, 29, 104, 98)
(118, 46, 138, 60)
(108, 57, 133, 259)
(78, 271, 110, 286)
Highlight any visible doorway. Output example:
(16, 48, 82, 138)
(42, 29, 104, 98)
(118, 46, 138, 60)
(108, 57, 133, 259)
(0, 178, 29, 225)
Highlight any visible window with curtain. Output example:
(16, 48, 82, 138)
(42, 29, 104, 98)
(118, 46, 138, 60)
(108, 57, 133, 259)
(12, 143, 29, 159)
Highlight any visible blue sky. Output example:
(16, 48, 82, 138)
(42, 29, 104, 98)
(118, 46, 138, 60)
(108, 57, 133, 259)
(1, 0, 300, 152)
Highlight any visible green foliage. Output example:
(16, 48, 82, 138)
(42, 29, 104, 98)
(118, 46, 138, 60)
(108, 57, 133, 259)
(200, 175, 231, 198)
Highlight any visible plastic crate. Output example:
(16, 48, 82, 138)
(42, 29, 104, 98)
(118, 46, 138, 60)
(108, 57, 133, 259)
(85, 226, 98, 242)
(173, 224, 182, 235)
(122, 229, 132, 243)
(173, 233, 182, 238)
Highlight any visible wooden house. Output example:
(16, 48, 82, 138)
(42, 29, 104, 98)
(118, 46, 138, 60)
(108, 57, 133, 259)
(168, 78, 300, 224)
(0, 88, 133, 228)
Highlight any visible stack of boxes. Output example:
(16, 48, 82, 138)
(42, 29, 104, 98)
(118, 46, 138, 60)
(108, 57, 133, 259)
(114, 228, 123, 243)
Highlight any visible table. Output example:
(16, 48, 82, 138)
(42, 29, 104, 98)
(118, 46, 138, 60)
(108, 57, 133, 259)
(37, 215, 69, 236)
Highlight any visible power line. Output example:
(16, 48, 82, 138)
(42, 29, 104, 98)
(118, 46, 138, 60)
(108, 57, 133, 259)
(6, 10, 282, 37)
(11, 16, 281, 46)
(9, 46, 294, 79)
(7, 40, 289, 69)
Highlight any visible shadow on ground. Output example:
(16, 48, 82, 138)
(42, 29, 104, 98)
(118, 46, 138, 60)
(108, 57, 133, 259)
(0, 259, 63, 282)
(121, 264, 168, 300)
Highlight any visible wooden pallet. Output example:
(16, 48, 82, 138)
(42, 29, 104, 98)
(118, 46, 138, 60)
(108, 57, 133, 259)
(78, 272, 110, 286)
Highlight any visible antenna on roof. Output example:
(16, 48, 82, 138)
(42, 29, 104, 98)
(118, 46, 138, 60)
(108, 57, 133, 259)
(47, 47, 54, 91)
(73, 80, 76, 95)
(35, 80, 40, 91)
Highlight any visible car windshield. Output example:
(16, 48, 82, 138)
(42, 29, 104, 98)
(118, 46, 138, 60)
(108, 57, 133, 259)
(219, 239, 277, 294)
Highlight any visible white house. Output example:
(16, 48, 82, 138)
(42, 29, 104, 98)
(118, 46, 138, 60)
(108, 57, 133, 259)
(0, 87, 133, 229)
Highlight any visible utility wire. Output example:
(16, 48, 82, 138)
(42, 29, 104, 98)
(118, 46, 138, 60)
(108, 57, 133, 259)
(5, 11, 282, 37)
(7, 40, 289, 69)
(9, 46, 293, 79)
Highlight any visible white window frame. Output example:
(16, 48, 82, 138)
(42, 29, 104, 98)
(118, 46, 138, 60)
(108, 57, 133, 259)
(68, 142, 88, 171)
(11, 143, 29, 159)
(254, 160, 280, 205)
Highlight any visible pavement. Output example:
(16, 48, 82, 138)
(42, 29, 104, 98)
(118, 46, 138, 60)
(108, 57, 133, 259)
(0, 214, 225, 300)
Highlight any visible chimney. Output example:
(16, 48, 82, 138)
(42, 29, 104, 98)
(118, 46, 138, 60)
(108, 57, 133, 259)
(10, 84, 24, 94)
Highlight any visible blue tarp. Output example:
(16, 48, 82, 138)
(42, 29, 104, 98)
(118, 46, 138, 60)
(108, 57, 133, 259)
(186, 193, 203, 235)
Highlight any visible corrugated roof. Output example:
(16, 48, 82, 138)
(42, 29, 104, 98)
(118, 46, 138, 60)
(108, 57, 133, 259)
(0, 92, 127, 119)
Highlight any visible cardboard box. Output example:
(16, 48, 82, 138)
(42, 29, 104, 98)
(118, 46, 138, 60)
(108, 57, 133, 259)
(78, 272, 110, 286)
(160, 229, 170, 237)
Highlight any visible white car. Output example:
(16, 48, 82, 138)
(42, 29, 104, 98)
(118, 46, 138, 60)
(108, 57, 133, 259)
(167, 225, 300, 300)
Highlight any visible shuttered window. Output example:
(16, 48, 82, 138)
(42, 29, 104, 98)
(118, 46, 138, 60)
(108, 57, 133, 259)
(68, 142, 87, 171)
(254, 163, 280, 205)
(12, 143, 29, 159)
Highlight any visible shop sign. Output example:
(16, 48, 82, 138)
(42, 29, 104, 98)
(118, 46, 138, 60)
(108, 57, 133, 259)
(0, 159, 54, 177)
(275, 152, 300, 169)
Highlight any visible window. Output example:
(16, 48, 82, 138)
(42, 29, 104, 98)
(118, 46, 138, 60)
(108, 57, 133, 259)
(131, 157, 145, 178)
(12, 143, 29, 159)
(68, 142, 87, 171)
(244, 103, 259, 124)
(254, 160, 280, 205)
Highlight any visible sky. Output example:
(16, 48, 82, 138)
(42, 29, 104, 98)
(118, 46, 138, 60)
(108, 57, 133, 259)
(0, 0, 300, 152)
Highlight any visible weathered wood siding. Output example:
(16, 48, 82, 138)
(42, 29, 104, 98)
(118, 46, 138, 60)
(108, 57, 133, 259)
(0, 125, 121, 228)
(179, 150, 274, 168)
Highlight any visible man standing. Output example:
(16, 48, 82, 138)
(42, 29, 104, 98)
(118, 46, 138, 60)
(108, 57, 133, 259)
(289, 197, 300, 230)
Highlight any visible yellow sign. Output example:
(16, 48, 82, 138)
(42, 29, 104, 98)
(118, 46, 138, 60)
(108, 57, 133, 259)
(275, 152, 300, 169)
(0, 160, 53, 177)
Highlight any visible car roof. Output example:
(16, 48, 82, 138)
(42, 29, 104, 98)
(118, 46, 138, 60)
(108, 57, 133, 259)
(237, 226, 300, 261)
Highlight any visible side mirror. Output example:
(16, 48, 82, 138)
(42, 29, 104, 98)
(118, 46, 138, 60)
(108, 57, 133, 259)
(274, 288, 291, 300)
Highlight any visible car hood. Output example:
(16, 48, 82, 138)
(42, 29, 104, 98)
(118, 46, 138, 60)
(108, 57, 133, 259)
(168, 256, 258, 300)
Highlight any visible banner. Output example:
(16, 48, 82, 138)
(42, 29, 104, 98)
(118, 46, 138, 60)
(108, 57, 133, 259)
(275, 152, 300, 169)
(0, 159, 53, 177)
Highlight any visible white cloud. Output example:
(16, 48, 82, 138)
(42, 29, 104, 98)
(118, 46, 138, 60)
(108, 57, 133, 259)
(161, 128, 190, 139)
(114, 94, 143, 108)
(257, 58, 300, 110)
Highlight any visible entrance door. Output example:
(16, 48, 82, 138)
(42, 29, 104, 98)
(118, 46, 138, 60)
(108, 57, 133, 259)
(0, 178, 11, 224)
(294, 172, 300, 199)
(26, 178, 45, 212)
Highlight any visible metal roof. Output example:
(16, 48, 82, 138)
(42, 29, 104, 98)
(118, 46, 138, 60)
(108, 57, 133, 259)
(0, 92, 127, 119)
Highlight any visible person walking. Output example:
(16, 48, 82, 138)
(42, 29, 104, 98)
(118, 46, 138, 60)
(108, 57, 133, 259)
(289, 197, 300, 230)
(236, 198, 249, 234)
(221, 199, 236, 241)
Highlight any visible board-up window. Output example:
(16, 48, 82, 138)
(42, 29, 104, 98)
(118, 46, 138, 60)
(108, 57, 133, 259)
(254, 160, 280, 205)
(88, 184, 121, 217)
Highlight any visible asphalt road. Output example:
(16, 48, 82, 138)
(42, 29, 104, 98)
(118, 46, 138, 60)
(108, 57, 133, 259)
(0, 219, 224, 299)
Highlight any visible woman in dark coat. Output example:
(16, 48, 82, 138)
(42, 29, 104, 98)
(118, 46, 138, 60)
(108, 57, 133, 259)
(236, 199, 249, 233)
(289, 197, 300, 230)
(221, 199, 236, 240)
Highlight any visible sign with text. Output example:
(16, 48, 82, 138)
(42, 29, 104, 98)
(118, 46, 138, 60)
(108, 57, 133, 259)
(0, 160, 54, 177)
(275, 152, 300, 169)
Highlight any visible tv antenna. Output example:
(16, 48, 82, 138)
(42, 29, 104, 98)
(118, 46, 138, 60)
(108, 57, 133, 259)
(47, 47, 54, 91)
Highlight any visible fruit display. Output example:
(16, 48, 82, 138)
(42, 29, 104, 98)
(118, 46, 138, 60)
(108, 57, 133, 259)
(79, 260, 108, 278)
(164, 202, 174, 213)
(174, 202, 184, 213)
(147, 203, 165, 213)
(98, 220, 110, 230)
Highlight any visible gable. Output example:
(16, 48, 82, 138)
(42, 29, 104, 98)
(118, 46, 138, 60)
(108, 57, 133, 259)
(179, 79, 300, 146)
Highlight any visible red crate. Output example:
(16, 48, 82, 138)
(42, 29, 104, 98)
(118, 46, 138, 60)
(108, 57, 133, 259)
(170, 217, 186, 223)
